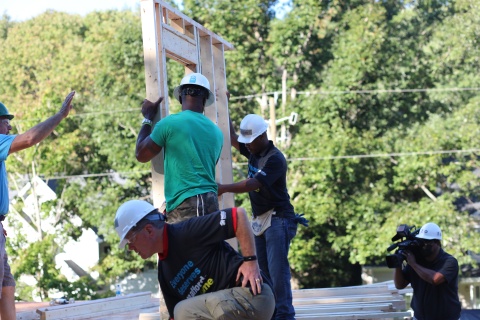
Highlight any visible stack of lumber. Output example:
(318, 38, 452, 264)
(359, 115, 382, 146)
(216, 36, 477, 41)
(293, 282, 412, 320)
(16, 292, 160, 320)
(17, 283, 412, 320)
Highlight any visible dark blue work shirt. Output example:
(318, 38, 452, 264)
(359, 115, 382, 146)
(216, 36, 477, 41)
(239, 141, 294, 217)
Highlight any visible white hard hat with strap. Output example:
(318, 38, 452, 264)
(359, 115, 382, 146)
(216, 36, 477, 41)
(114, 200, 156, 248)
(173, 73, 215, 106)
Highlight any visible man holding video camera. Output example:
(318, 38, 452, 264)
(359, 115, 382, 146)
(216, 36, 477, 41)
(393, 222, 461, 320)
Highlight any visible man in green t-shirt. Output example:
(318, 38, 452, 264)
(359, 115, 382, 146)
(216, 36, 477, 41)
(136, 73, 223, 223)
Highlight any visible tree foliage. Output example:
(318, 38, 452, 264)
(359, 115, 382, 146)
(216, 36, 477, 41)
(0, 0, 478, 301)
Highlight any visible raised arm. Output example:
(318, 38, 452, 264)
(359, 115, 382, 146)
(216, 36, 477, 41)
(394, 251, 446, 289)
(403, 251, 446, 285)
(226, 92, 239, 151)
(9, 91, 75, 154)
(135, 97, 163, 162)
(234, 207, 263, 295)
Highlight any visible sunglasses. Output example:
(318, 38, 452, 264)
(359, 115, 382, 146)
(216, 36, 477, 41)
(125, 228, 143, 245)
(181, 87, 208, 97)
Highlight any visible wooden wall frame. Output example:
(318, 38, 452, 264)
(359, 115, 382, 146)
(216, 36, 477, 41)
(140, 0, 235, 210)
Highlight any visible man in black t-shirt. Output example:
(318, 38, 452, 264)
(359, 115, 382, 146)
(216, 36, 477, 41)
(114, 200, 275, 320)
(394, 222, 461, 320)
(218, 111, 308, 320)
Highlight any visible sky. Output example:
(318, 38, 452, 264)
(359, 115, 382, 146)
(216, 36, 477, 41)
(0, 0, 141, 22)
(0, 0, 290, 22)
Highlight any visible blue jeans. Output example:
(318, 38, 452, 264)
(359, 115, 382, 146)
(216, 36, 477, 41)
(255, 216, 297, 320)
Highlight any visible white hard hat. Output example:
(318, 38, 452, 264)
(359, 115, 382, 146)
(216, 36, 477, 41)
(416, 222, 442, 240)
(114, 200, 156, 248)
(173, 73, 215, 107)
(238, 114, 269, 144)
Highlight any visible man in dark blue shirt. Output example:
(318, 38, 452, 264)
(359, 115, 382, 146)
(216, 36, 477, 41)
(394, 222, 461, 320)
(218, 112, 307, 320)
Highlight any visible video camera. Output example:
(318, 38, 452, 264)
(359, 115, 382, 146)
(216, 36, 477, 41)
(385, 224, 423, 268)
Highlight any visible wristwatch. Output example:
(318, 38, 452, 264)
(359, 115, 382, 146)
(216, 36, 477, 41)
(243, 255, 257, 261)
(142, 118, 153, 126)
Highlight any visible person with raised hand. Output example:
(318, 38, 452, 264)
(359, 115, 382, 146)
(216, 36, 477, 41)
(0, 91, 75, 319)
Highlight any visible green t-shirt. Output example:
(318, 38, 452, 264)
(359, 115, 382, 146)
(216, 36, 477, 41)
(150, 110, 223, 211)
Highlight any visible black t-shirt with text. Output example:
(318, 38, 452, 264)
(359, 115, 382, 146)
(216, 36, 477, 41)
(157, 208, 245, 316)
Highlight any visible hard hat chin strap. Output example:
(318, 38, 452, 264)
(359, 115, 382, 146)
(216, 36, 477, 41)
(143, 210, 166, 222)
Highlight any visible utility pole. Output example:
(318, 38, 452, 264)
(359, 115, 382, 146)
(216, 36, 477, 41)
(269, 97, 276, 141)
(281, 69, 287, 148)
(31, 162, 42, 240)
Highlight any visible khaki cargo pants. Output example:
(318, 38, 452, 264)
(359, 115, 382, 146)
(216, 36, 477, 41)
(174, 284, 275, 320)
(166, 192, 219, 224)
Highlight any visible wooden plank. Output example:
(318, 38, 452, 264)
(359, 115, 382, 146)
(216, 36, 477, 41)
(17, 301, 50, 320)
(293, 294, 402, 306)
(185, 24, 195, 39)
(170, 17, 184, 34)
(295, 311, 412, 320)
(162, 24, 199, 65)
(213, 43, 235, 209)
(36, 293, 158, 320)
(291, 284, 410, 319)
(140, 0, 168, 210)
(292, 285, 394, 298)
(318, 293, 402, 301)
(294, 300, 406, 311)
(296, 299, 405, 311)
(152, 0, 234, 50)
(82, 305, 159, 320)
(387, 298, 406, 310)
(295, 303, 394, 314)
(199, 34, 215, 119)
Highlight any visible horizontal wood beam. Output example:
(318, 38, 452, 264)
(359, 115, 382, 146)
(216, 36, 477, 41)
(36, 292, 158, 320)
(152, 0, 234, 50)
(162, 25, 199, 65)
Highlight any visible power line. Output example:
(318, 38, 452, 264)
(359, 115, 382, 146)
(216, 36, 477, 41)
(13, 108, 140, 123)
(229, 87, 480, 101)
(283, 148, 480, 162)
(38, 148, 479, 180)
(72, 109, 139, 117)
(42, 170, 150, 180)
(11, 86, 480, 122)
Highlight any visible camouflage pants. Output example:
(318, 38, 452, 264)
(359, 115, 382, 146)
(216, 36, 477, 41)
(166, 192, 219, 224)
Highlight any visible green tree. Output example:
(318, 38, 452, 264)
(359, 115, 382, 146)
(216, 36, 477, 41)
(0, 9, 153, 300)
(1, 0, 479, 299)
(285, 0, 480, 287)
(0, 12, 16, 40)
(183, 0, 279, 117)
